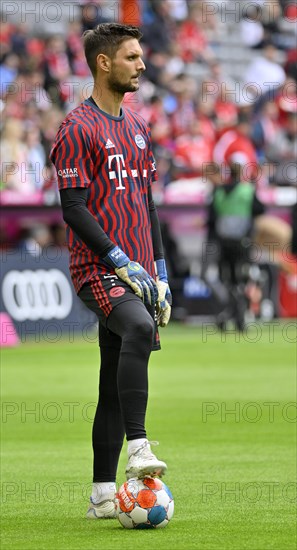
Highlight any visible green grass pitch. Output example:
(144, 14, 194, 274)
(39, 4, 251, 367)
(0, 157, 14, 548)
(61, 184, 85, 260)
(1, 322, 296, 550)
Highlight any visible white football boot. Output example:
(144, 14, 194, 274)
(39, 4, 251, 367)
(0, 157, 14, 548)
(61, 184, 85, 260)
(86, 498, 117, 519)
(125, 440, 167, 480)
(86, 483, 117, 519)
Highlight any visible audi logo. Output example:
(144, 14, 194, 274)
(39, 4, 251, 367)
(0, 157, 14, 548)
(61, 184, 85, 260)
(2, 269, 73, 321)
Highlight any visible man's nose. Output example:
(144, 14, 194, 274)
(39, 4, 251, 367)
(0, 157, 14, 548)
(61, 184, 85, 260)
(138, 58, 146, 72)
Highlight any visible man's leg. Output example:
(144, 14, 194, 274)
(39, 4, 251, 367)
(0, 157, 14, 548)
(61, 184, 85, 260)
(92, 324, 125, 483)
(79, 279, 166, 518)
(106, 299, 154, 442)
(86, 325, 125, 518)
(106, 299, 167, 479)
(78, 283, 126, 518)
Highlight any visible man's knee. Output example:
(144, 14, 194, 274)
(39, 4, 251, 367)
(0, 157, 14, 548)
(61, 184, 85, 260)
(125, 314, 154, 344)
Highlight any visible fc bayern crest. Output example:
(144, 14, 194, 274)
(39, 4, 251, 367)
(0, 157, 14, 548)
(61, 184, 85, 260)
(135, 134, 146, 149)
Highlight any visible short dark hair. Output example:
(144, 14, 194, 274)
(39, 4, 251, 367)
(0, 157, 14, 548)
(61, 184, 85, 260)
(83, 23, 143, 76)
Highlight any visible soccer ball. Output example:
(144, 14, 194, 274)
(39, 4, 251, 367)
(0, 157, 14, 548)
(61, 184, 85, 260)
(116, 476, 174, 529)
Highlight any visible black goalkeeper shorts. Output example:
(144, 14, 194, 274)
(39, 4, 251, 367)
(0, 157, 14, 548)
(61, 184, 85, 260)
(78, 274, 160, 351)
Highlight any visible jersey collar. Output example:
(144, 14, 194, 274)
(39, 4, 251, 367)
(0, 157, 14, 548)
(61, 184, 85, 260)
(86, 97, 125, 121)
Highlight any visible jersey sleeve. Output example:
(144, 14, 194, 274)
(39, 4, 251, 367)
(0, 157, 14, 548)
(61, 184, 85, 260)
(146, 127, 158, 184)
(50, 122, 94, 190)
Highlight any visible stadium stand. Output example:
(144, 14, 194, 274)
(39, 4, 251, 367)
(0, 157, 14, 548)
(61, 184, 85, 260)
(0, 0, 296, 321)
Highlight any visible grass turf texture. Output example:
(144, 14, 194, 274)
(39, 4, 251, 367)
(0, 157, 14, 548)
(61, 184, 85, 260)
(1, 322, 296, 550)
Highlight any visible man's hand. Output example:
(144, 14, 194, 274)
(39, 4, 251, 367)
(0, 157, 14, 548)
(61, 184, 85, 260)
(104, 246, 158, 306)
(155, 259, 172, 327)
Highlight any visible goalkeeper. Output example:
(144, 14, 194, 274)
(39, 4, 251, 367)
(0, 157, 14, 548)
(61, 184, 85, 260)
(50, 23, 171, 520)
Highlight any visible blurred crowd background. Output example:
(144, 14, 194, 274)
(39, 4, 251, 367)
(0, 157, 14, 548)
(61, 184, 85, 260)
(1, 0, 296, 198)
(0, 0, 296, 322)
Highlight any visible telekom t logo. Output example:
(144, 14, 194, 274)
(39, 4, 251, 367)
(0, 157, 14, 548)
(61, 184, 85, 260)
(108, 154, 127, 190)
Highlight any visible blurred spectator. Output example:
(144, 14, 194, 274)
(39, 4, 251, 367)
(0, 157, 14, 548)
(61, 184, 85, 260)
(176, 3, 214, 63)
(160, 44, 185, 85)
(167, 0, 188, 22)
(206, 161, 265, 329)
(0, 53, 20, 96)
(140, 50, 171, 87)
(26, 37, 45, 72)
(244, 42, 286, 95)
(1, 74, 25, 119)
(200, 64, 239, 138)
(23, 71, 51, 113)
(0, 15, 15, 58)
(160, 220, 190, 281)
(253, 213, 293, 267)
(173, 119, 214, 178)
(255, 0, 282, 39)
(285, 49, 297, 82)
(51, 222, 67, 248)
(140, 95, 172, 148)
(213, 113, 258, 181)
(10, 23, 28, 58)
(169, 74, 197, 138)
(203, 61, 236, 103)
(252, 100, 280, 161)
(18, 224, 52, 256)
(25, 127, 46, 190)
(80, 1, 110, 32)
(196, 95, 217, 143)
(208, 160, 265, 284)
(275, 77, 297, 125)
(292, 202, 297, 256)
(142, 1, 175, 55)
(214, 95, 239, 138)
(67, 20, 90, 77)
(240, 4, 265, 48)
(0, 119, 32, 193)
(43, 35, 72, 107)
(40, 108, 64, 161)
(268, 111, 297, 159)
(266, 112, 297, 185)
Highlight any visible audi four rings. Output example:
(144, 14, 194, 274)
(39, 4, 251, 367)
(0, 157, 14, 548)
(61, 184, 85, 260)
(2, 269, 73, 321)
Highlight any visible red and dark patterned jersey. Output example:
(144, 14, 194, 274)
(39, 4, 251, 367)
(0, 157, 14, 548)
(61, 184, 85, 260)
(50, 97, 158, 293)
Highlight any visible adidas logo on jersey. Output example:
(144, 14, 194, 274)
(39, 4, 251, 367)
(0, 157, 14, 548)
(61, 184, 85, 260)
(105, 139, 115, 149)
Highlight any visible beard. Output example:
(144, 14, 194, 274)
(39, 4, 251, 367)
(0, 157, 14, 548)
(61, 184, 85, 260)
(107, 72, 140, 95)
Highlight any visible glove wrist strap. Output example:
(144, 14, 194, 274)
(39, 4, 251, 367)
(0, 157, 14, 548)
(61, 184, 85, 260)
(156, 258, 167, 282)
(104, 246, 130, 269)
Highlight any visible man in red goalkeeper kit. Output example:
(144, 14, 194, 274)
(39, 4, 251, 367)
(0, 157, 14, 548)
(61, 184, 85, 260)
(50, 23, 171, 518)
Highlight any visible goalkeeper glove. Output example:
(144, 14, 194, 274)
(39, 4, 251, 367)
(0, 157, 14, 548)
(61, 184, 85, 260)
(104, 246, 158, 306)
(155, 259, 172, 327)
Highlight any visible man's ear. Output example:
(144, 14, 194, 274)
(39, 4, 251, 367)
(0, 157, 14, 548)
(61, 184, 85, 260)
(96, 53, 110, 73)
